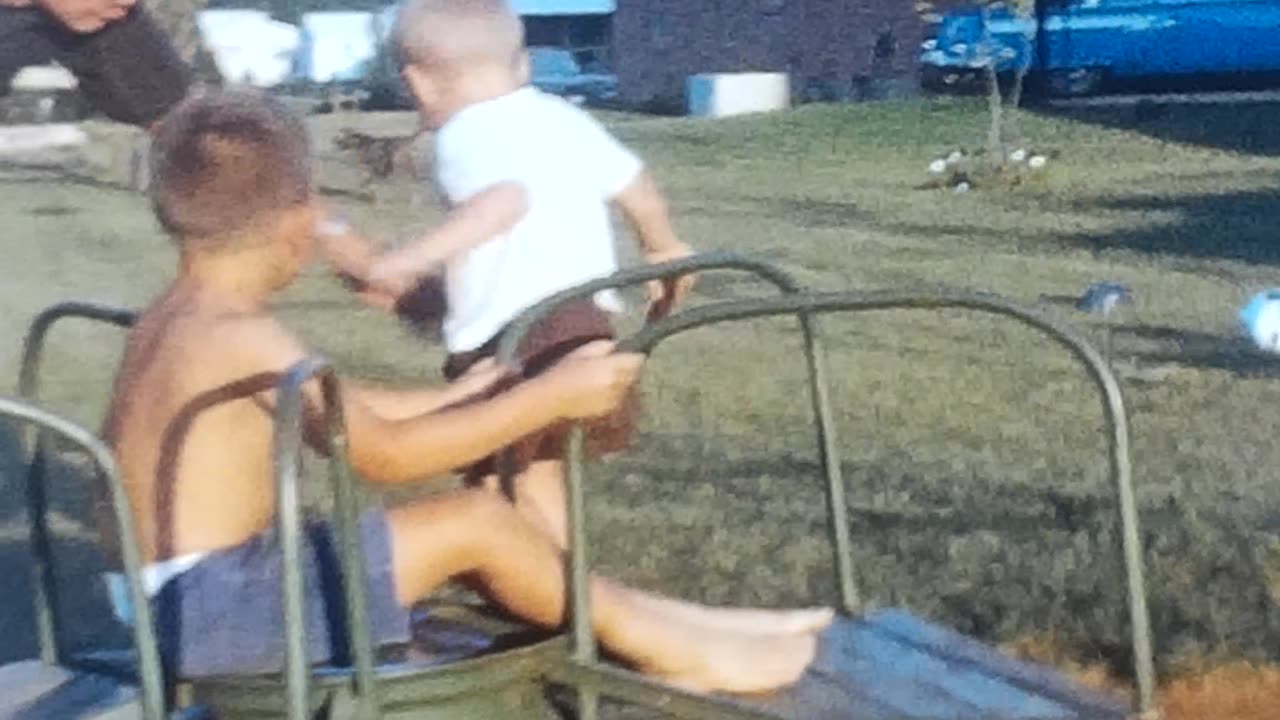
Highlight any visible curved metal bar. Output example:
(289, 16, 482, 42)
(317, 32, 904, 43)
(15, 301, 137, 665)
(493, 251, 805, 370)
(564, 427, 600, 720)
(18, 301, 138, 402)
(271, 366, 312, 720)
(0, 397, 165, 720)
(617, 289, 1157, 718)
(491, 254, 862, 720)
(273, 358, 381, 720)
(491, 253, 865, 716)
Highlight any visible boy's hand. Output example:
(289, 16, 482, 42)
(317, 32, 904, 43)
(366, 253, 422, 299)
(644, 241, 697, 322)
(33, 0, 135, 33)
(542, 341, 644, 420)
(314, 212, 413, 307)
(315, 213, 369, 271)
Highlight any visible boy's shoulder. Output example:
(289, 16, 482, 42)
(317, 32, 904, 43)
(137, 299, 307, 376)
(211, 310, 307, 367)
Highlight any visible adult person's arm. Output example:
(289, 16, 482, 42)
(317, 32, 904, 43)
(0, 0, 190, 128)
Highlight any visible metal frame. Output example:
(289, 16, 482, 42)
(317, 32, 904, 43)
(14, 303, 383, 720)
(0, 392, 165, 720)
(271, 358, 380, 720)
(9, 252, 1160, 720)
(17, 301, 138, 668)
(13, 301, 568, 720)
(495, 251, 859, 619)
(495, 265, 1158, 720)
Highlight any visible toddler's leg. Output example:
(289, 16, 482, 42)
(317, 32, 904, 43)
(465, 459, 568, 550)
(512, 458, 568, 549)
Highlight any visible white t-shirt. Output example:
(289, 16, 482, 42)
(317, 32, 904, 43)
(433, 87, 642, 353)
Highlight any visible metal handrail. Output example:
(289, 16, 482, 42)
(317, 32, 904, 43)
(493, 251, 807, 367)
(0, 396, 165, 720)
(15, 303, 383, 718)
(510, 287, 1159, 719)
(272, 358, 381, 720)
(494, 253, 854, 720)
(493, 252, 858, 675)
(19, 301, 138, 403)
(16, 301, 137, 666)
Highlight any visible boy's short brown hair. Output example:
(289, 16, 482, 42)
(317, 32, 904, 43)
(150, 90, 311, 243)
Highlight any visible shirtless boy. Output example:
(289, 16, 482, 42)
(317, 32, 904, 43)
(101, 89, 831, 690)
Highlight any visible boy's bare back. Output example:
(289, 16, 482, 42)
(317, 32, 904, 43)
(104, 287, 306, 563)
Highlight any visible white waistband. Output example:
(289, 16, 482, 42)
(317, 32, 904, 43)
(103, 552, 209, 627)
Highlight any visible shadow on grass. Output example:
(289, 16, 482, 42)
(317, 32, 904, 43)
(1063, 188, 1280, 266)
(1114, 324, 1280, 378)
(749, 197, 869, 230)
(685, 195, 868, 231)
(1037, 100, 1280, 158)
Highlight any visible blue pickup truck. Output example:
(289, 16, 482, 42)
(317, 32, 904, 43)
(922, 0, 1280, 96)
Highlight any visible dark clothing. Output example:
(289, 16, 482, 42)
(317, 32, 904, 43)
(0, 4, 189, 126)
(152, 509, 411, 678)
(443, 297, 639, 480)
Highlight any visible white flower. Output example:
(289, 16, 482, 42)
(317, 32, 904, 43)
(953, 181, 971, 193)
(929, 159, 948, 174)
(946, 150, 964, 165)
(1010, 148, 1028, 163)
(1028, 155, 1047, 169)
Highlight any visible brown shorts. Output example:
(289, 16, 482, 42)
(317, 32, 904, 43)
(443, 298, 639, 479)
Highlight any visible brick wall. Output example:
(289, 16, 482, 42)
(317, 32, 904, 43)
(613, 0, 925, 106)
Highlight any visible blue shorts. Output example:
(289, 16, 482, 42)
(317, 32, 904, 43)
(151, 509, 411, 678)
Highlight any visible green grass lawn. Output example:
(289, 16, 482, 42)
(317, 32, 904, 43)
(2, 97, 1280, 681)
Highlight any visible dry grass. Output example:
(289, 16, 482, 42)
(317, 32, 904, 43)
(1160, 663, 1280, 720)
(1008, 634, 1280, 720)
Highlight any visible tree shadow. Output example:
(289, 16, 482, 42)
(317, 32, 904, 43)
(1059, 187, 1280, 266)
(1035, 99, 1280, 158)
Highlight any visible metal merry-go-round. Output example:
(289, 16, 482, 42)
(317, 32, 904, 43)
(0, 253, 1158, 720)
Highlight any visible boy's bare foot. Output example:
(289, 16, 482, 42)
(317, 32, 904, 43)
(642, 626, 820, 695)
(633, 593, 835, 636)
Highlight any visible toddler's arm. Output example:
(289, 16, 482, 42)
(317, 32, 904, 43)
(613, 170, 695, 320)
(315, 215, 401, 311)
(366, 181, 529, 293)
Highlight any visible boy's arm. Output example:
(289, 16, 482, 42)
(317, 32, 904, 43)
(614, 170, 682, 257)
(613, 170, 696, 320)
(314, 218, 402, 311)
(349, 349, 640, 484)
(365, 181, 529, 295)
(570, 104, 694, 319)
(243, 318, 640, 484)
(345, 361, 502, 421)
